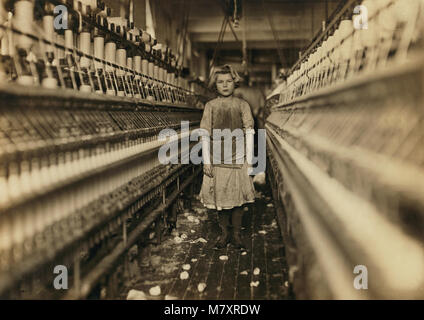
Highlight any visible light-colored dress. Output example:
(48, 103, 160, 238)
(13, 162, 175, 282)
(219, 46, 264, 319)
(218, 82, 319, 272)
(199, 96, 256, 211)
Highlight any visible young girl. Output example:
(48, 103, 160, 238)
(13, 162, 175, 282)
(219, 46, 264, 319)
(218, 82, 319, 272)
(199, 65, 256, 250)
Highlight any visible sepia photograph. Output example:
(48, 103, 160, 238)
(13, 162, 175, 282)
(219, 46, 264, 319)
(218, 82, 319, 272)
(0, 0, 423, 306)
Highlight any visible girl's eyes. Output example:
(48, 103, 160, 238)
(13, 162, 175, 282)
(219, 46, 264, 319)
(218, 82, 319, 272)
(217, 80, 233, 84)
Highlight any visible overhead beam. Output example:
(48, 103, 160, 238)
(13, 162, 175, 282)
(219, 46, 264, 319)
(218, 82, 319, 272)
(195, 40, 308, 50)
(190, 30, 313, 43)
(187, 16, 308, 33)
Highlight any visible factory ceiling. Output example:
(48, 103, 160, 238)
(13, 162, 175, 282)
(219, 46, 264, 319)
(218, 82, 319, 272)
(170, 0, 345, 85)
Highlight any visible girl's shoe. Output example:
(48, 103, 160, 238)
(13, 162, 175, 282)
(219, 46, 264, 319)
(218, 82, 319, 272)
(214, 235, 230, 249)
(231, 232, 247, 251)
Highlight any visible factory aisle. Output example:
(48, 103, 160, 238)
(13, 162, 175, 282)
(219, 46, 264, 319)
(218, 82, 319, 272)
(120, 188, 293, 300)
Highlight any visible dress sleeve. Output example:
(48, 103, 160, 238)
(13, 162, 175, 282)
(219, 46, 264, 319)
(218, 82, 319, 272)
(240, 100, 255, 133)
(200, 102, 212, 134)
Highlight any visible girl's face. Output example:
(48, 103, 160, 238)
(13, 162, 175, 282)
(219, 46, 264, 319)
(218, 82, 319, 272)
(216, 73, 235, 97)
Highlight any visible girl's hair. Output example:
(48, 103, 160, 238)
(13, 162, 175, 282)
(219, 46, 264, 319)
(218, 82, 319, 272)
(208, 64, 242, 89)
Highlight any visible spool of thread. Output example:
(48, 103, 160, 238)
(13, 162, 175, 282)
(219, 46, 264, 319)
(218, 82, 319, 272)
(127, 57, 133, 71)
(339, 20, 354, 60)
(0, 166, 9, 206)
(43, 15, 55, 54)
(142, 59, 149, 75)
(115, 47, 126, 95)
(361, 20, 377, 48)
(57, 34, 65, 60)
(0, 1, 5, 38)
(158, 67, 163, 82)
(94, 36, 105, 70)
(339, 20, 353, 41)
(127, 56, 134, 97)
(0, 213, 11, 260)
(332, 29, 343, 63)
(161, 67, 167, 82)
(154, 65, 159, 80)
(116, 48, 127, 76)
(11, 209, 25, 259)
(358, 0, 378, 47)
(14, 0, 34, 51)
(148, 61, 154, 78)
(80, 32, 92, 69)
(378, 2, 398, 40)
(134, 55, 142, 74)
(133, 56, 142, 99)
(65, 30, 74, 52)
(326, 35, 335, 59)
(1, 32, 9, 56)
(105, 41, 116, 71)
(8, 162, 21, 201)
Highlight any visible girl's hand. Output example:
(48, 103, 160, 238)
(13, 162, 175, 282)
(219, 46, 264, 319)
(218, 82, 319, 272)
(204, 164, 213, 178)
(247, 163, 254, 176)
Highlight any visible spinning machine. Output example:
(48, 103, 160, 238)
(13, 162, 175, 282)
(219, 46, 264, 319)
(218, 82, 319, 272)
(0, 0, 208, 299)
(266, 0, 424, 299)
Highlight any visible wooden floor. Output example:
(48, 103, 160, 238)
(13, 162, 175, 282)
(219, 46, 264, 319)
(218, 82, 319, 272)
(120, 189, 292, 300)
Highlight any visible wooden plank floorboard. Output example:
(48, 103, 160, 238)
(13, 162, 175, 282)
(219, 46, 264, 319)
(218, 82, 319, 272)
(203, 245, 229, 300)
(264, 216, 288, 299)
(251, 204, 268, 300)
(218, 246, 239, 299)
(120, 191, 292, 300)
(235, 206, 254, 300)
(183, 218, 216, 300)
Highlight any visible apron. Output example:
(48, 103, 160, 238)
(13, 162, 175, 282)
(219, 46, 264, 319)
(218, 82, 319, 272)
(210, 97, 244, 169)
